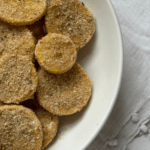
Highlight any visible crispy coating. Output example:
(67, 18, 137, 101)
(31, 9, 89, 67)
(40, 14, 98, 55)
(35, 108, 58, 149)
(22, 98, 59, 149)
(36, 63, 92, 116)
(35, 33, 77, 74)
(47, 0, 52, 6)
(27, 19, 46, 42)
(0, 21, 35, 61)
(0, 55, 38, 104)
(45, 0, 95, 50)
(0, 105, 43, 150)
(0, 0, 47, 26)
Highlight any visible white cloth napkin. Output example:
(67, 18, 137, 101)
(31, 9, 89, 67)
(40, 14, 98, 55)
(86, 0, 150, 150)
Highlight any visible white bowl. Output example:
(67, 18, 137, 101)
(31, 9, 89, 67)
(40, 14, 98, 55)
(46, 0, 123, 149)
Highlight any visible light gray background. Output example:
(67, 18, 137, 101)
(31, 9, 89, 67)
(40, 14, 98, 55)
(86, 0, 150, 150)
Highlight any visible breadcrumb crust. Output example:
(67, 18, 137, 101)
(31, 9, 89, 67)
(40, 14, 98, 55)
(0, 105, 43, 150)
(45, 0, 95, 50)
(37, 63, 92, 116)
(0, 0, 47, 26)
(0, 55, 38, 104)
(35, 33, 77, 74)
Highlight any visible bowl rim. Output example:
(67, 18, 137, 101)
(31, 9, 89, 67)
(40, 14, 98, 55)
(82, 0, 123, 149)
